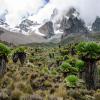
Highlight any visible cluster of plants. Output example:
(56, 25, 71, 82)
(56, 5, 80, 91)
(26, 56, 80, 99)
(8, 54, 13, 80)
(0, 42, 99, 99)
(60, 56, 85, 76)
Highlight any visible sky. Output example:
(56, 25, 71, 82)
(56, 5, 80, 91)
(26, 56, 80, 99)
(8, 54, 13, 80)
(0, 0, 100, 27)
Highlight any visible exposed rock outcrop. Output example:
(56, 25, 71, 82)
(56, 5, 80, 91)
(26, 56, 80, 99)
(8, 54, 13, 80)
(39, 21, 54, 38)
(92, 16, 100, 32)
(16, 19, 39, 32)
(60, 8, 88, 36)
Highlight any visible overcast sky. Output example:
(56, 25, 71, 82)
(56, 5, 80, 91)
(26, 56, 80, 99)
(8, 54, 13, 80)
(0, 0, 100, 27)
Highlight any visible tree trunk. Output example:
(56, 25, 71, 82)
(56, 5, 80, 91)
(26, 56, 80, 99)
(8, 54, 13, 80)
(0, 57, 6, 76)
(18, 52, 26, 66)
(85, 61, 96, 90)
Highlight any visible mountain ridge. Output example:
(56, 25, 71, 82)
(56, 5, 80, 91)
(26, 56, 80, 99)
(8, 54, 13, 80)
(0, 8, 100, 45)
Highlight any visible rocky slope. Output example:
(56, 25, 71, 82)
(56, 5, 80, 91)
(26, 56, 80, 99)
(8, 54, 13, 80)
(0, 27, 47, 45)
(59, 8, 88, 36)
(39, 21, 54, 38)
(15, 19, 40, 33)
(0, 8, 100, 45)
(92, 16, 100, 32)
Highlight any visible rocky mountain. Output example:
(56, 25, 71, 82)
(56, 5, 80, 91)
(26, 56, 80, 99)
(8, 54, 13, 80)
(92, 16, 100, 32)
(0, 7, 100, 45)
(0, 9, 9, 27)
(0, 26, 63, 45)
(15, 19, 40, 33)
(60, 8, 88, 36)
(0, 8, 89, 36)
(50, 8, 58, 20)
(39, 21, 54, 38)
(0, 27, 47, 45)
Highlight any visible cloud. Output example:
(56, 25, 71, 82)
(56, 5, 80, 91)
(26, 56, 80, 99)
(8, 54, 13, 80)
(0, 0, 100, 27)
(0, 0, 44, 27)
(29, 0, 77, 23)
(28, 0, 100, 26)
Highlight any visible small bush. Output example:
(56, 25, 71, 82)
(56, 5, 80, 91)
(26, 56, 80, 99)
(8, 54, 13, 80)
(13, 46, 26, 53)
(0, 43, 10, 56)
(64, 75, 79, 88)
(76, 42, 100, 59)
(60, 62, 78, 75)
(60, 62, 71, 72)
(75, 59, 85, 71)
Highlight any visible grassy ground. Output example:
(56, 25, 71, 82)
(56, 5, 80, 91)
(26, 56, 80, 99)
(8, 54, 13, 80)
(0, 41, 100, 100)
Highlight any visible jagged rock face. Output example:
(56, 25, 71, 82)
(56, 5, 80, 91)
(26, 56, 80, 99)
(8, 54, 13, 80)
(92, 17, 100, 32)
(60, 8, 88, 36)
(0, 28, 4, 35)
(16, 19, 39, 32)
(0, 10, 8, 26)
(0, 19, 8, 26)
(51, 8, 58, 20)
(16, 19, 33, 32)
(39, 21, 54, 38)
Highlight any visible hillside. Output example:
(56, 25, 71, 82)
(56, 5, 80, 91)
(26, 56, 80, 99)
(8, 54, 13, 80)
(60, 32, 100, 45)
(0, 42, 100, 99)
(0, 27, 47, 45)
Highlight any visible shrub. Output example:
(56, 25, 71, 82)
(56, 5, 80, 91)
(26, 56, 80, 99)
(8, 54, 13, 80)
(66, 56, 76, 67)
(75, 59, 85, 71)
(60, 62, 78, 75)
(12, 46, 27, 65)
(14, 46, 26, 53)
(64, 75, 79, 88)
(0, 43, 10, 56)
(59, 49, 69, 56)
(60, 62, 71, 72)
(76, 42, 100, 59)
(76, 42, 100, 89)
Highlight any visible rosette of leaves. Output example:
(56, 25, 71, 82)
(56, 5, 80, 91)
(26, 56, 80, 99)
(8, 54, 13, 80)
(65, 56, 84, 72)
(60, 62, 78, 76)
(76, 42, 100, 90)
(0, 43, 10, 56)
(12, 46, 27, 65)
(75, 59, 85, 72)
(64, 75, 84, 88)
(66, 56, 76, 67)
(14, 46, 26, 53)
(56, 56, 63, 66)
(59, 48, 69, 56)
(76, 42, 100, 60)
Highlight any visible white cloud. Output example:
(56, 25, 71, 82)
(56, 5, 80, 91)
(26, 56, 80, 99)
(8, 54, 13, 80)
(0, 0, 100, 27)
(0, 0, 44, 27)
(28, 0, 100, 25)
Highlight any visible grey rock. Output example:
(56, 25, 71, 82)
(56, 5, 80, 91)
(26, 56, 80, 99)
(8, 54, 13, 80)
(39, 21, 54, 38)
(60, 8, 88, 36)
(92, 16, 100, 32)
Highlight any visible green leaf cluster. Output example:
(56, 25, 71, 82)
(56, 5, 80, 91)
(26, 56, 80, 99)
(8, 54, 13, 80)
(64, 75, 79, 87)
(14, 46, 26, 53)
(76, 42, 100, 59)
(0, 43, 10, 56)
(60, 62, 78, 74)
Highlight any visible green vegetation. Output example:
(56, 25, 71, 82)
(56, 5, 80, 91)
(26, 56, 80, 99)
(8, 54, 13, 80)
(75, 59, 85, 71)
(0, 43, 10, 76)
(76, 42, 100, 90)
(0, 43, 10, 56)
(12, 46, 26, 65)
(64, 75, 79, 87)
(0, 42, 99, 99)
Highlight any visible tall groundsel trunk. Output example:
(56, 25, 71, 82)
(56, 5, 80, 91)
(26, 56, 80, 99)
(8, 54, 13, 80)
(85, 60, 96, 90)
(0, 57, 6, 76)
